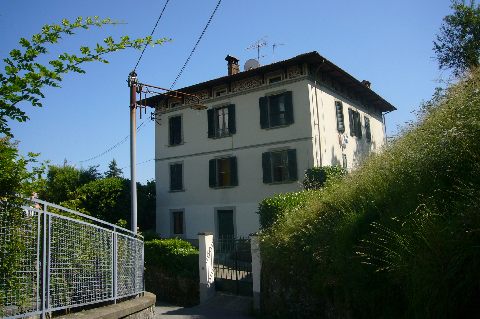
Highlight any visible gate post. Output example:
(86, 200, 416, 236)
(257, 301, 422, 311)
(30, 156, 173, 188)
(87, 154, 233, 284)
(198, 232, 215, 303)
(250, 233, 261, 311)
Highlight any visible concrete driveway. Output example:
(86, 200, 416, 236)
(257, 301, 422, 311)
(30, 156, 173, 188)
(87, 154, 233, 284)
(155, 293, 254, 319)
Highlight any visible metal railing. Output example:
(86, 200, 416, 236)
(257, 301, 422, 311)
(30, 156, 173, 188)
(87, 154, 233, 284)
(0, 198, 144, 319)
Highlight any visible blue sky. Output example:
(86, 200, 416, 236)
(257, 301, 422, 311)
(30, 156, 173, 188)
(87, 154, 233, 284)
(1, 0, 453, 183)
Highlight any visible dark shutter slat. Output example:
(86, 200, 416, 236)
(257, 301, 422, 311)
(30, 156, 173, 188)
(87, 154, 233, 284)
(284, 91, 294, 124)
(348, 109, 354, 137)
(262, 152, 272, 183)
(356, 112, 362, 138)
(365, 116, 371, 142)
(228, 104, 236, 134)
(230, 156, 238, 186)
(209, 159, 216, 187)
(287, 149, 298, 181)
(259, 97, 268, 129)
(335, 101, 345, 133)
(207, 109, 215, 138)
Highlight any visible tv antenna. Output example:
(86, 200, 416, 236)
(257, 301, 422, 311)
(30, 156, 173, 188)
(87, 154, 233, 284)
(272, 42, 285, 61)
(246, 37, 268, 62)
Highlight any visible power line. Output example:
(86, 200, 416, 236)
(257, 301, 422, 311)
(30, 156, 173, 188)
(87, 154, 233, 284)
(170, 0, 222, 89)
(79, 121, 146, 163)
(133, 0, 172, 72)
(120, 158, 154, 170)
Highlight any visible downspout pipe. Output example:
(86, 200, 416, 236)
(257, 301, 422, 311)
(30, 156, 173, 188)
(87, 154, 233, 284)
(313, 60, 326, 166)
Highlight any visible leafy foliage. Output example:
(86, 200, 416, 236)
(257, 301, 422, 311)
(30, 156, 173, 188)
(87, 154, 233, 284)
(257, 191, 315, 230)
(433, 0, 480, 77)
(302, 165, 347, 190)
(260, 67, 480, 318)
(0, 16, 168, 136)
(144, 238, 198, 279)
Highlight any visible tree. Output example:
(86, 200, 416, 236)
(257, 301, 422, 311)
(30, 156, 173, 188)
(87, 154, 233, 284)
(433, 0, 480, 77)
(105, 158, 123, 178)
(79, 165, 101, 184)
(41, 164, 82, 204)
(0, 16, 167, 136)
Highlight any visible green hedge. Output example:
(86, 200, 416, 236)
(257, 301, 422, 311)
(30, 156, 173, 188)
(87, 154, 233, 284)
(144, 238, 199, 306)
(302, 165, 347, 190)
(260, 68, 480, 318)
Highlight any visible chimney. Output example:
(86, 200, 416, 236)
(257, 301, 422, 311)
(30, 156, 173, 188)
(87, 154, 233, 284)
(225, 55, 240, 76)
(361, 80, 371, 89)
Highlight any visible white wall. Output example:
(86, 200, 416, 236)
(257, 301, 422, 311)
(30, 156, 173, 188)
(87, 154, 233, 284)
(155, 79, 315, 239)
(308, 82, 385, 169)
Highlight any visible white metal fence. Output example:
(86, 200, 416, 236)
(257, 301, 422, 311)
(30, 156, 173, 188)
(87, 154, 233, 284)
(0, 198, 144, 319)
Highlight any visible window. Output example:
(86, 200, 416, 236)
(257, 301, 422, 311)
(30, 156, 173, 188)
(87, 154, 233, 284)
(171, 210, 184, 236)
(169, 162, 183, 191)
(169, 115, 182, 145)
(207, 104, 236, 138)
(259, 91, 294, 129)
(214, 87, 227, 97)
(209, 157, 238, 188)
(342, 154, 347, 169)
(262, 149, 297, 183)
(348, 108, 362, 138)
(267, 74, 282, 84)
(335, 101, 345, 133)
(364, 116, 372, 142)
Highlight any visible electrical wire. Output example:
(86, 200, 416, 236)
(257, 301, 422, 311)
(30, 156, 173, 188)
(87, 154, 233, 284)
(120, 158, 154, 170)
(133, 0, 171, 72)
(170, 0, 222, 89)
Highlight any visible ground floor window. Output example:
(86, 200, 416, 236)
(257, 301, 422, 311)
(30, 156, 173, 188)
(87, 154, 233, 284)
(171, 210, 184, 236)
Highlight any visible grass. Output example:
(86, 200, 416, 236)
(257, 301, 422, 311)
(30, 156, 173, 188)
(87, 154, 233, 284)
(260, 68, 480, 318)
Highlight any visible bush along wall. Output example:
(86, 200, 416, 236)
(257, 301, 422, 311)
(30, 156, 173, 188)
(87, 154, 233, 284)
(144, 238, 199, 306)
(260, 68, 480, 318)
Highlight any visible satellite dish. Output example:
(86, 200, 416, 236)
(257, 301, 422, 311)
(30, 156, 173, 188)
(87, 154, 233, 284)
(244, 59, 260, 71)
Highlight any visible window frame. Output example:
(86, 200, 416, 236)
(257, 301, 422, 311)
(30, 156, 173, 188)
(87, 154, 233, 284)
(209, 156, 238, 188)
(170, 209, 185, 237)
(259, 91, 294, 129)
(364, 115, 372, 142)
(262, 149, 297, 184)
(169, 162, 184, 192)
(348, 108, 362, 138)
(208, 104, 236, 139)
(168, 115, 183, 146)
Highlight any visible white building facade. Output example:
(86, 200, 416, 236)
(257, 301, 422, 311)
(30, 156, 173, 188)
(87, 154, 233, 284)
(147, 52, 395, 240)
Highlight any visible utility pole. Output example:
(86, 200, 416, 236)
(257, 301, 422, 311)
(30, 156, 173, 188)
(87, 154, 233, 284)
(128, 71, 138, 234)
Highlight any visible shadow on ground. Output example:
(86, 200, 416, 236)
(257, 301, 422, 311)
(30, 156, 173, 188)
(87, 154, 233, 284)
(155, 293, 254, 319)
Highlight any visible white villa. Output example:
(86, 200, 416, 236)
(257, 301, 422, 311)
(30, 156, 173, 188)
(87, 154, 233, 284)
(145, 51, 395, 240)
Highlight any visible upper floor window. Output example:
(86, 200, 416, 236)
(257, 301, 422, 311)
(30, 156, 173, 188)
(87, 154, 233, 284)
(209, 156, 238, 188)
(348, 109, 362, 138)
(169, 162, 183, 191)
(214, 87, 228, 97)
(262, 149, 297, 183)
(259, 91, 294, 129)
(364, 116, 371, 142)
(169, 115, 182, 146)
(207, 104, 236, 138)
(335, 101, 345, 133)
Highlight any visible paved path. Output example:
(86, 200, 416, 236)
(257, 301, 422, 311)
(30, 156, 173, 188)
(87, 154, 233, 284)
(155, 293, 254, 319)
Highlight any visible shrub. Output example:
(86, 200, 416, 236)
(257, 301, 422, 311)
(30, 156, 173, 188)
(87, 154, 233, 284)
(260, 68, 480, 318)
(302, 165, 347, 190)
(257, 190, 316, 229)
(144, 238, 199, 306)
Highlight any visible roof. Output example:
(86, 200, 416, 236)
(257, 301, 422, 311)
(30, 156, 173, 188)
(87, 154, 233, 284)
(144, 51, 396, 112)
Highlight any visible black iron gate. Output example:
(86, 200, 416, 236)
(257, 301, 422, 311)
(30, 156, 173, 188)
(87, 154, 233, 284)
(213, 236, 252, 296)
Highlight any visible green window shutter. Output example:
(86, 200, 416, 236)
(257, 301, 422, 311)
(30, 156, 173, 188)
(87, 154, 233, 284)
(262, 152, 272, 183)
(228, 104, 236, 134)
(348, 109, 354, 137)
(230, 156, 238, 186)
(207, 108, 215, 138)
(287, 149, 298, 181)
(365, 116, 371, 142)
(259, 97, 268, 129)
(335, 101, 345, 133)
(284, 91, 294, 124)
(209, 159, 217, 187)
(356, 112, 362, 138)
